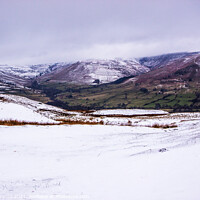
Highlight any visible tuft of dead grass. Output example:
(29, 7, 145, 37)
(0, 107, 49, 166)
(0, 96, 8, 102)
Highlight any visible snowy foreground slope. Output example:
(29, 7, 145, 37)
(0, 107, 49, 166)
(0, 94, 77, 123)
(0, 95, 200, 200)
(0, 124, 200, 200)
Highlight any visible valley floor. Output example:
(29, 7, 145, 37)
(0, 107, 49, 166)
(0, 121, 200, 200)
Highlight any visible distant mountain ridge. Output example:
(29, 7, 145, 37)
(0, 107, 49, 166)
(0, 62, 69, 79)
(139, 52, 199, 69)
(136, 52, 200, 85)
(0, 62, 69, 88)
(0, 51, 199, 87)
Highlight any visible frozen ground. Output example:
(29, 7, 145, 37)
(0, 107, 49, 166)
(0, 94, 200, 200)
(0, 121, 200, 200)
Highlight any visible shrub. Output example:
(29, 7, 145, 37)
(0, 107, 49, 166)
(140, 88, 149, 93)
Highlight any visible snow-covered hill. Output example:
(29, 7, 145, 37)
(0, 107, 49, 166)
(0, 94, 72, 123)
(0, 62, 70, 90)
(0, 70, 28, 87)
(139, 52, 200, 69)
(0, 64, 49, 79)
(136, 52, 200, 85)
(37, 59, 149, 85)
(0, 62, 70, 79)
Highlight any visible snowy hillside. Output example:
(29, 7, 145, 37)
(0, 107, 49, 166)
(139, 52, 200, 69)
(37, 59, 149, 84)
(0, 94, 72, 123)
(0, 62, 69, 79)
(0, 70, 28, 87)
(0, 64, 49, 79)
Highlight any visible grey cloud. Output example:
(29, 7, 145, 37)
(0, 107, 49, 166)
(0, 0, 200, 65)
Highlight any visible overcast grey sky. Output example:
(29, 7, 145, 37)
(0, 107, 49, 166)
(0, 0, 200, 65)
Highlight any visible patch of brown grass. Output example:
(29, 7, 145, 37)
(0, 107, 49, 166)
(0, 120, 58, 126)
(151, 123, 177, 129)
(0, 96, 8, 102)
(58, 119, 104, 125)
(0, 119, 105, 126)
(90, 114, 167, 118)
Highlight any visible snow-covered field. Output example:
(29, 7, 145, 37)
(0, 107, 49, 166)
(0, 94, 200, 200)
(91, 109, 168, 116)
(0, 123, 200, 200)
